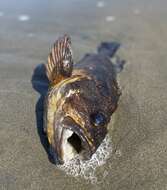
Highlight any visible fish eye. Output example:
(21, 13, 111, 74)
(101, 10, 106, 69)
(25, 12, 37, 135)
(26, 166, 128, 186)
(90, 112, 106, 127)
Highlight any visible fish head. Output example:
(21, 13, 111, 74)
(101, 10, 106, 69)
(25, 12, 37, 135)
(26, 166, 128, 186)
(49, 77, 115, 164)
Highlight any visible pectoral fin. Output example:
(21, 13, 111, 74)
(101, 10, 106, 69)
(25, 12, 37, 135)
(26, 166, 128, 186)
(45, 35, 73, 85)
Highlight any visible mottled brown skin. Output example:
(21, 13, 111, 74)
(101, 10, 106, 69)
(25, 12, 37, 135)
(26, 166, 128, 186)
(44, 35, 122, 164)
(59, 55, 120, 159)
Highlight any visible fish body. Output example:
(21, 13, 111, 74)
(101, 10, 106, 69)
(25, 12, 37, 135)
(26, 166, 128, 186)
(44, 35, 124, 164)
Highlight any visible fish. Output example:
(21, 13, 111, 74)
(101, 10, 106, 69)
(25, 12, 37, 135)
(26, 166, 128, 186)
(44, 35, 125, 164)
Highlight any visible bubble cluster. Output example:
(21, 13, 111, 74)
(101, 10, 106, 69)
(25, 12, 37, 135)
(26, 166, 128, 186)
(58, 134, 112, 184)
(96, 1, 105, 8)
(18, 14, 30, 22)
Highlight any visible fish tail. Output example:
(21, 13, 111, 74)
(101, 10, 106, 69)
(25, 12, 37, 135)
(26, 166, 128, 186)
(113, 55, 126, 73)
(98, 41, 126, 73)
(97, 41, 120, 58)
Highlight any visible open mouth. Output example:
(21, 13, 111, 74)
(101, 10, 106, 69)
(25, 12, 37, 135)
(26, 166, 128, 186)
(67, 132, 82, 153)
(61, 129, 84, 162)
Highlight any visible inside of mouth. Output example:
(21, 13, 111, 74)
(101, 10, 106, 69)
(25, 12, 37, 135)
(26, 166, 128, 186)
(67, 132, 82, 153)
(62, 129, 84, 162)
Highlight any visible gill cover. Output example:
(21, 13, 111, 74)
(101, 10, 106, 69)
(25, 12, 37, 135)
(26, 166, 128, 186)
(45, 35, 73, 84)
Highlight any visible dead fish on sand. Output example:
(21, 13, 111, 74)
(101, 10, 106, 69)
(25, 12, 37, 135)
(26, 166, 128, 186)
(44, 35, 125, 164)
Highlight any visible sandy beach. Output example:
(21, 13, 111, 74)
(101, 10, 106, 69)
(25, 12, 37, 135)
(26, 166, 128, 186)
(0, 0, 167, 189)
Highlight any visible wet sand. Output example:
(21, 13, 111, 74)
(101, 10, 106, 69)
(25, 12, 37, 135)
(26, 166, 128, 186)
(0, 0, 167, 189)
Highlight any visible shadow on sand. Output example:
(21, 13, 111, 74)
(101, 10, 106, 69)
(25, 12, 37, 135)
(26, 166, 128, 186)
(31, 64, 54, 162)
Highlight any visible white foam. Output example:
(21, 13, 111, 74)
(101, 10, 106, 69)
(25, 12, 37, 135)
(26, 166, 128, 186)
(58, 134, 112, 184)
(18, 14, 30, 22)
(96, 1, 105, 8)
(105, 16, 116, 22)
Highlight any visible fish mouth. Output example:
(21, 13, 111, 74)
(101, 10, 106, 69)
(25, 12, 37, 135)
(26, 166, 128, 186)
(54, 117, 92, 164)
(61, 128, 85, 162)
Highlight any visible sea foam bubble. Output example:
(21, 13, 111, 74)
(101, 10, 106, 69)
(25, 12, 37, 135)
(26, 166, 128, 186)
(58, 134, 112, 184)
(18, 14, 30, 22)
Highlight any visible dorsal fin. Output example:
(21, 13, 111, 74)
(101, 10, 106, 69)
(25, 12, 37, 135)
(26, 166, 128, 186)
(45, 35, 73, 85)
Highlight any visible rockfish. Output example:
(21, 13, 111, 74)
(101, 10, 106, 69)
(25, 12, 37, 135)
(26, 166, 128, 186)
(44, 35, 124, 164)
